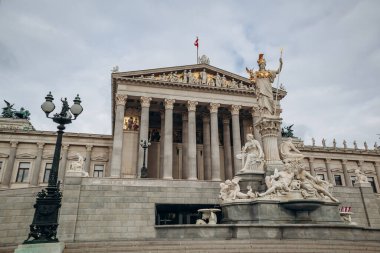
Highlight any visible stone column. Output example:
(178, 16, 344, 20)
(59, 144, 69, 181)
(1, 141, 18, 187)
(181, 113, 188, 179)
(251, 107, 263, 146)
(187, 100, 198, 180)
(159, 111, 165, 178)
(223, 116, 233, 179)
(325, 158, 334, 184)
(85, 145, 93, 174)
(342, 159, 352, 187)
(138, 96, 152, 178)
(375, 162, 380, 191)
(202, 114, 212, 180)
(31, 142, 44, 186)
(209, 103, 221, 181)
(308, 157, 316, 176)
(163, 99, 175, 179)
(255, 117, 282, 173)
(230, 105, 242, 172)
(110, 94, 127, 177)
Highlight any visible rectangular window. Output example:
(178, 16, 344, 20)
(334, 175, 343, 186)
(93, 165, 104, 178)
(16, 162, 30, 182)
(317, 174, 325, 181)
(43, 163, 52, 183)
(368, 177, 378, 193)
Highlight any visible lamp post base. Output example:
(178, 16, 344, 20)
(15, 242, 64, 253)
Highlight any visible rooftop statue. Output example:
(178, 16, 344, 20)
(198, 54, 210, 64)
(280, 137, 304, 163)
(281, 124, 294, 137)
(1, 100, 31, 120)
(246, 53, 283, 115)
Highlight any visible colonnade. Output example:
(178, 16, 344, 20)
(111, 95, 260, 181)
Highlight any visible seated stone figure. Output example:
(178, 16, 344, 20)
(68, 153, 89, 177)
(295, 166, 338, 202)
(219, 177, 256, 201)
(236, 134, 264, 172)
(280, 138, 304, 163)
(259, 164, 294, 197)
(354, 169, 368, 184)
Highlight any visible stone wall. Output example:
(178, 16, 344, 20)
(0, 187, 41, 245)
(1, 178, 380, 247)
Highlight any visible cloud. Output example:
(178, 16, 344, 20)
(0, 0, 379, 148)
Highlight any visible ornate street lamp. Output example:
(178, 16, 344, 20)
(24, 92, 83, 244)
(140, 139, 151, 178)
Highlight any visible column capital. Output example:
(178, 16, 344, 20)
(62, 144, 70, 150)
(341, 159, 348, 165)
(308, 157, 314, 162)
(374, 162, 380, 168)
(10, 141, 18, 148)
(140, 96, 152, 108)
(209, 103, 220, 113)
(37, 142, 45, 149)
(325, 158, 332, 163)
(115, 94, 128, 106)
(230, 104, 242, 115)
(164, 98, 175, 109)
(86, 145, 93, 151)
(251, 105, 260, 117)
(187, 100, 198, 111)
(357, 160, 364, 166)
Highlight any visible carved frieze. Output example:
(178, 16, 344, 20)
(133, 68, 253, 91)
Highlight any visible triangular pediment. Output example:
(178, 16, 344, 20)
(16, 153, 36, 159)
(113, 63, 252, 88)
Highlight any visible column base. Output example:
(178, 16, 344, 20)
(15, 242, 65, 253)
(211, 177, 221, 181)
(163, 176, 173, 180)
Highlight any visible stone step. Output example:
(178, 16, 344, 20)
(63, 239, 380, 253)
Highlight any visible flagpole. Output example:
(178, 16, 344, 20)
(274, 48, 283, 115)
(197, 46, 199, 64)
(196, 36, 199, 64)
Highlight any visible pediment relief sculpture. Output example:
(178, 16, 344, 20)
(16, 153, 36, 159)
(91, 154, 108, 162)
(130, 68, 252, 91)
(0, 153, 9, 158)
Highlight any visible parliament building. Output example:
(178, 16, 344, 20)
(1, 56, 380, 252)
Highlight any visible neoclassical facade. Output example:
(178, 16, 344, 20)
(0, 63, 379, 193)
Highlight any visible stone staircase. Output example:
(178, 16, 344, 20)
(63, 239, 380, 253)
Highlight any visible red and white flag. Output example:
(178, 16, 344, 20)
(194, 37, 199, 48)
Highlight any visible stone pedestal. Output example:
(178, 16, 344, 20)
(255, 117, 283, 174)
(235, 171, 265, 193)
(221, 200, 341, 225)
(14, 242, 65, 253)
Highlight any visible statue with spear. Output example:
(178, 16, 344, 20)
(246, 49, 283, 116)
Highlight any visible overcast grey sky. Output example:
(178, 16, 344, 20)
(0, 0, 379, 148)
